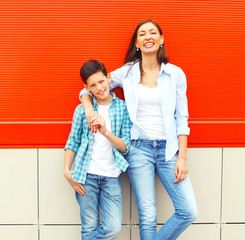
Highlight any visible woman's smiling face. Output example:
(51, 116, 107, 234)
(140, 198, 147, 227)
(135, 22, 164, 55)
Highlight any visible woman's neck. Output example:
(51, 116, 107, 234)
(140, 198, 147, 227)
(141, 55, 160, 73)
(140, 55, 161, 87)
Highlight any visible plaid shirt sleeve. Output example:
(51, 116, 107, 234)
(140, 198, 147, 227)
(120, 105, 132, 155)
(65, 104, 84, 153)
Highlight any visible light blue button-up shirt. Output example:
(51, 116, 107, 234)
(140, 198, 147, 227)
(80, 62, 190, 161)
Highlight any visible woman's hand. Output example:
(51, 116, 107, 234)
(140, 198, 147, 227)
(84, 108, 99, 132)
(174, 157, 188, 184)
(174, 135, 188, 184)
(64, 170, 85, 195)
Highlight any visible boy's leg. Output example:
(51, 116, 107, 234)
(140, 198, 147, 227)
(75, 174, 100, 240)
(89, 176, 122, 240)
(100, 176, 122, 239)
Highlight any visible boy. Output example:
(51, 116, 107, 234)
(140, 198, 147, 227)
(64, 60, 131, 240)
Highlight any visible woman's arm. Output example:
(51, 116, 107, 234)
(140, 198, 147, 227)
(174, 135, 188, 184)
(174, 68, 190, 136)
(80, 93, 98, 130)
(174, 67, 190, 184)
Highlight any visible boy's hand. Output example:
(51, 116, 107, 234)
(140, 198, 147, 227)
(84, 108, 99, 133)
(91, 115, 107, 135)
(64, 170, 85, 195)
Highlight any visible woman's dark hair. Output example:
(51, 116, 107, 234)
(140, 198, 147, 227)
(125, 19, 168, 65)
(80, 60, 107, 84)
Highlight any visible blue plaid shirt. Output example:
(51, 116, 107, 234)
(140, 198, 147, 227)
(65, 92, 132, 184)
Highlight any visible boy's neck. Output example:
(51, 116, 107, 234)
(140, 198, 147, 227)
(96, 93, 113, 106)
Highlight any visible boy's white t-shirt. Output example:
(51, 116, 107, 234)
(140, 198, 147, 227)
(87, 104, 121, 177)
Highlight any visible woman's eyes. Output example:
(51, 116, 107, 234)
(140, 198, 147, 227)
(139, 32, 157, 37)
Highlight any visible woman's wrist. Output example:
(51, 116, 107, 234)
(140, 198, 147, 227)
(178, 156, 187, 161)
(84, 106, 95, 114)
(177, 151, 187, 161)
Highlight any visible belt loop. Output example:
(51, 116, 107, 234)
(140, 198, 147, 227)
(137, 139, 141, 147)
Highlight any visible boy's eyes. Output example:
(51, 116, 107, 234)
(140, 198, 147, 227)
(89, 80, 104, 87)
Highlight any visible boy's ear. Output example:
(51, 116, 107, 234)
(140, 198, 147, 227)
(107, 73, 111, 83)
(84, 83, 89, 91)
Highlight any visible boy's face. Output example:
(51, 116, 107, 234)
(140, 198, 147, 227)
(85, 71, 112, 105)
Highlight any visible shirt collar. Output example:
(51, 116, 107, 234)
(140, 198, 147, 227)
(132, 61, 172, 84)
(159, 63, 172, 75)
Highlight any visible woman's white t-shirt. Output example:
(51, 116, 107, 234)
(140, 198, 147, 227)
(136, 84, 166, 140)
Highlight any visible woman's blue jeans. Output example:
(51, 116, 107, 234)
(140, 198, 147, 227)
(75, 174, 122, 240)
(127, 139, 198, 240)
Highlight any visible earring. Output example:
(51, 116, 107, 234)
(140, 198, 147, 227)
(136, 48, 139, 52)
(160, 45, 162, 48)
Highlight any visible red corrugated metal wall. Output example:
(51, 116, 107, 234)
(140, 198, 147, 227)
(0, 0, 245, 147)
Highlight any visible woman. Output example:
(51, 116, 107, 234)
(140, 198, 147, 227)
(80, 19, 198, 240)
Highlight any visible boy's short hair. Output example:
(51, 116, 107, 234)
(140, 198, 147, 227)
(80, 60, 107, 84)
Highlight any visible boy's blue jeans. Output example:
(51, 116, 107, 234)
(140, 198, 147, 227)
(127, 139, 198, 240)
(75, 174, 122, 240)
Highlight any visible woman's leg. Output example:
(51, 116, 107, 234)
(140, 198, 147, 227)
(127, 140, 157, 240)
(155, 151, 198, 240)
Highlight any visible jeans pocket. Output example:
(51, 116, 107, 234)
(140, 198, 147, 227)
(125, 144, 135, 160)
(167, 151, 179, 164)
